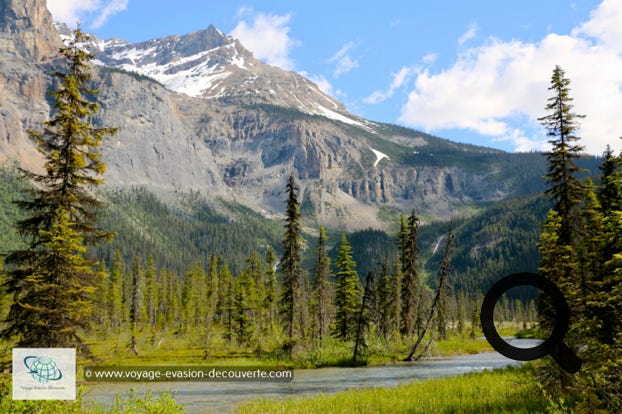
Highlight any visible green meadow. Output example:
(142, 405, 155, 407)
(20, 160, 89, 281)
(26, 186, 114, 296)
(234, 366, 550, 414)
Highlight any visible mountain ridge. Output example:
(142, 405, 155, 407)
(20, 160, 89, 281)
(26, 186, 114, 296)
(0, 0, 552, 231)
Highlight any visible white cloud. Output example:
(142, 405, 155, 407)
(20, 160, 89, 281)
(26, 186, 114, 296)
(328, 42, 359, 77)
(458, 23, 478, 46)
(422, 52, 438, 64)
(90, 0, 128, 29)
(310, 76, 333, 96)
(364, 67, 412, 104)
(46, 0, 127, 29)
(300, 72, 333, 96)
(573, 0, 622, 53)
(231, 11, 298, 71)
(398, 1, 622, 155)
(47, 0, 99, 25)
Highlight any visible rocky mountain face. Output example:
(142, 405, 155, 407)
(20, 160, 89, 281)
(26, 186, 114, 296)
(0, 1, 545, 231)
(0, 0, 60, 171)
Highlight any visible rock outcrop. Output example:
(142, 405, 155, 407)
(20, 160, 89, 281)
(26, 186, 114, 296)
(0, 0, 541, 231)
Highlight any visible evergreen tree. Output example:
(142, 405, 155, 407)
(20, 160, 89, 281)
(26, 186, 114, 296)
(435, 229, 452, 340)
(156, 267, 169, 329)
(537, 67, 585, 374)
(129, 256, 143, 355)
(538, 65, 586, 246)
(181, 262, 207, 329)
(0, 29, 116, 353)
(144, 256, 157, 328)
(399, 209, 420, 337)
(538, 210, 576, 332)
(596, 145, 622, 216)
(167, 269, 182, 330)
(278, 174, 305, 350)
(205, 255, 219, 330)
(244, 252, 264, 334)
(218, 262, 235, 343)
(578, 149, 622, 411)
(264, 248, 278, 335)
(107, 251, 124, 330)
(390, 258, 403, 337)
(375, 260, 394, 340)
(333, 234, 362, 341)
(234, 257, 259, 346)
(312, 226, 332, 341)
(577, 179, 605, 305)
(352, 272, 375, 364)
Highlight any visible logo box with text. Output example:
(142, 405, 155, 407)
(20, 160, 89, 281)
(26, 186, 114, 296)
(12, 348, 76, 400)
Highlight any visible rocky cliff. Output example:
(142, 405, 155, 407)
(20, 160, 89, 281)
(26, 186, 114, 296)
(0, 1, 544, 231)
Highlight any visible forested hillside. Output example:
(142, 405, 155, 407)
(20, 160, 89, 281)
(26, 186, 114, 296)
(0, 165, 556, 296)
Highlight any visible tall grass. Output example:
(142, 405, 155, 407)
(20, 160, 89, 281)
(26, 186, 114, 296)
(234, 367, 549, 414)
(0, 374, 184, 414)
(83, 327, 497, 371)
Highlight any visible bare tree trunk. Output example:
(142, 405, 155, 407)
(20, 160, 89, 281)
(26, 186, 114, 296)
(404, 228, 453, 361)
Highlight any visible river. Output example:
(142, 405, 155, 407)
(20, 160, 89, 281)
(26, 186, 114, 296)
(83, 338, 540, 414)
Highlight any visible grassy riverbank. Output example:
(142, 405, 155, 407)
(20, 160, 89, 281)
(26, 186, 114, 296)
(78, 329, 498, 373)
(1, 366, 552, 414)
(0, 327, 537, 414)
(234, 366, 550, 414)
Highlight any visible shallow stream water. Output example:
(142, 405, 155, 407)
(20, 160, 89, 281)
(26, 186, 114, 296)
(84, 338, 541, 413)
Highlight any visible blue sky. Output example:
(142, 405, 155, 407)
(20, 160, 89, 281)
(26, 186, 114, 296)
(47, 1, 622, 155)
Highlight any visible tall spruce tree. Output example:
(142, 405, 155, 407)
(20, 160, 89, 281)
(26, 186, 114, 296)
(333, 234, 362, 341)
(129, 256, 143, 355)
(537, 66, 586, 351)
(144, 256, 157, 329)
(0, 29, 116, 353)
(264, 248, 278, 335)
(580, 149, 622, 411)
(234, 259, 258, 347)
(279, 174, 305, 350)
(538, 65, 586, 246)
(375, 260, 394, 340)
(352, 272, 374, 364)
(399, 209, 420, 338)
(106, 250, 124, 330)
(312, 225, 332, 341)
(597, 145, 622, 216)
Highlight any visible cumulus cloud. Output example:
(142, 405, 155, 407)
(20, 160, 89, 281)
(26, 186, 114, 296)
(231, 10, 298, 71)
(573, 0, 622, 53)
(328, 42, 359, 77)
(47, 0, 127, 29)
(398, 0, 622, 154)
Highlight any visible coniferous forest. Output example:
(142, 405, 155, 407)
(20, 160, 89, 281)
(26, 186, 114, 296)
(0, 30, 620, 414)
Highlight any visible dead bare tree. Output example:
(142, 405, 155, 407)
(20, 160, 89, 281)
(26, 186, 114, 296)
(404, 227, 454, 361)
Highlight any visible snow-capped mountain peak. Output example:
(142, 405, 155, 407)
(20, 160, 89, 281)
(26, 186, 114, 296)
(78, 24, 365, 126)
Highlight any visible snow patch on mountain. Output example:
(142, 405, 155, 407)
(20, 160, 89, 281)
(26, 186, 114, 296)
(316, 104, 363, 126)
(64, 23, 365, 125)
(370, 148, 389, 167)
